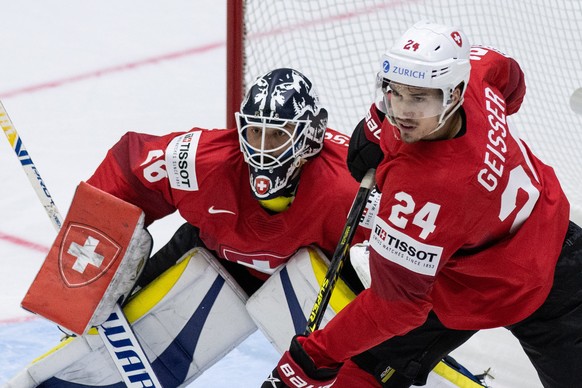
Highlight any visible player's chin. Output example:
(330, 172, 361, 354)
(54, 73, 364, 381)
(399, 130, 421, 144)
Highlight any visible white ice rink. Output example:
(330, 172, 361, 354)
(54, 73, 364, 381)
(0, 1, 550, 386)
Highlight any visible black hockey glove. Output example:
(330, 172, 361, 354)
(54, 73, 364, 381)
(347, 104, 385, 182)
(261, 335, 340, 388)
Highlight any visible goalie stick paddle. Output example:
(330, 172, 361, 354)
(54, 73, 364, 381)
(0, 100, 163, 388)
(305, 168, 376, 334)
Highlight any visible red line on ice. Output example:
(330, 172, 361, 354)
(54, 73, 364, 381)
(0, 231, 49, 253)
(0, 2, 407, 98)
(0, 315, 38, 325)
(0, 42, 224, 99)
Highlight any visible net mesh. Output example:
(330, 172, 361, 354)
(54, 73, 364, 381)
(241, 0, 582, 221)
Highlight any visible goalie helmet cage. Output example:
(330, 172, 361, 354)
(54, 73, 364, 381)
(226, 0, 582, 223)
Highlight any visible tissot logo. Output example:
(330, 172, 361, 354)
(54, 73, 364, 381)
(59, 223, 121, 287)
(370, 218, 443, 276)
(167, 131, 201, 191)
(374, 224, 387, 240)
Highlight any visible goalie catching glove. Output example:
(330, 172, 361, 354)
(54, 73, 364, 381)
(262, 335, 340, 388)
(347, 104, 385, 182)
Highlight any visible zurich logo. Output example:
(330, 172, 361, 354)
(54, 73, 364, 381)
(382, 60, 390, 74)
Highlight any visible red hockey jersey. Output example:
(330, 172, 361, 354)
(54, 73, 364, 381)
(87, 127, 369, 275)
(304, 46, 570, 364)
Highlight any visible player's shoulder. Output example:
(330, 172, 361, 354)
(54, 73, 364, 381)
(318, 127, 351, 162)
(164, 127, 241, 187)
(303, 128, 359, 193)
(323, 128, 351, 149)
(165, 127, 239, 158)
(468, 46, 523, 94)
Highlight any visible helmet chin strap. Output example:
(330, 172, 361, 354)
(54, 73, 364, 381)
(426, 97, 464, 137)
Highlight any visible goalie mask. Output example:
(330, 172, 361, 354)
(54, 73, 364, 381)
(236, 68, 328, 207)
(377, 20, 471, 131)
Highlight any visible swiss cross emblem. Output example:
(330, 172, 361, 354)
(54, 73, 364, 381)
(222, 247, 288, 275)
(254, 176, 271, 197)
(59, 223, 122, 287)
(451, 31, 463, 47)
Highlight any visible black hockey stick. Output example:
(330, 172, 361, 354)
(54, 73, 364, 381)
(305, 168, 376, 334)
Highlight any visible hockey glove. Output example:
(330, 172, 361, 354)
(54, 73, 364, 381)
(262, 335, 339, 388)
(347, 104, 385, 182)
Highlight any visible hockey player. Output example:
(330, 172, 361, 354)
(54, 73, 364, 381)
(86, 67, 368, 289)
(263, 21, 582, 387)
(82, 67, 376, 377)
(7, 68, 375, 388)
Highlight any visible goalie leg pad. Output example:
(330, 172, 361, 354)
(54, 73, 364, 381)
(246, 246, 357, 354)
(7, 247, 257, 388)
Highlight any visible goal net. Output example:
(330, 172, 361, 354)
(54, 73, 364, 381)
(227, 0, 582, 223)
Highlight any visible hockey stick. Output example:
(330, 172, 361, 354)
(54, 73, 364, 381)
(305, 168, 376, 334)
(0, 100, 163, 387)
(0, 101, 63, 229)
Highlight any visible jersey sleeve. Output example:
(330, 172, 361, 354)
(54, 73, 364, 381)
(86, 131, 180, 226)
(470, 45, 526, 115)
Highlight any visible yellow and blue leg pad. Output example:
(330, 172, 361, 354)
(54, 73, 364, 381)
(6, 247, 257, 387)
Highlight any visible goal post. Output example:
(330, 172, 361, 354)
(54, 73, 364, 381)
(227, 0, 582, 223)
(226, 0, 244, 129)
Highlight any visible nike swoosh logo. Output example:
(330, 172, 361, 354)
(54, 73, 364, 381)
(208, 206, 236, 215)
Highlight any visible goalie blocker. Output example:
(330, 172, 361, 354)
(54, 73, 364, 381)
(21, 181, 152, 335)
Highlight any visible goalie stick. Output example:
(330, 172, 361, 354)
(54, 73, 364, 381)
(305, 168, 376, 334)
(0, 101, 62, 229)
(0, 100, 163, 388)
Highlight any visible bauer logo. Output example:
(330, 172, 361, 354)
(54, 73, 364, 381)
(370, 217, 442, 276)
(167, 131, 201, 191)
(59, 223, 122, 287)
